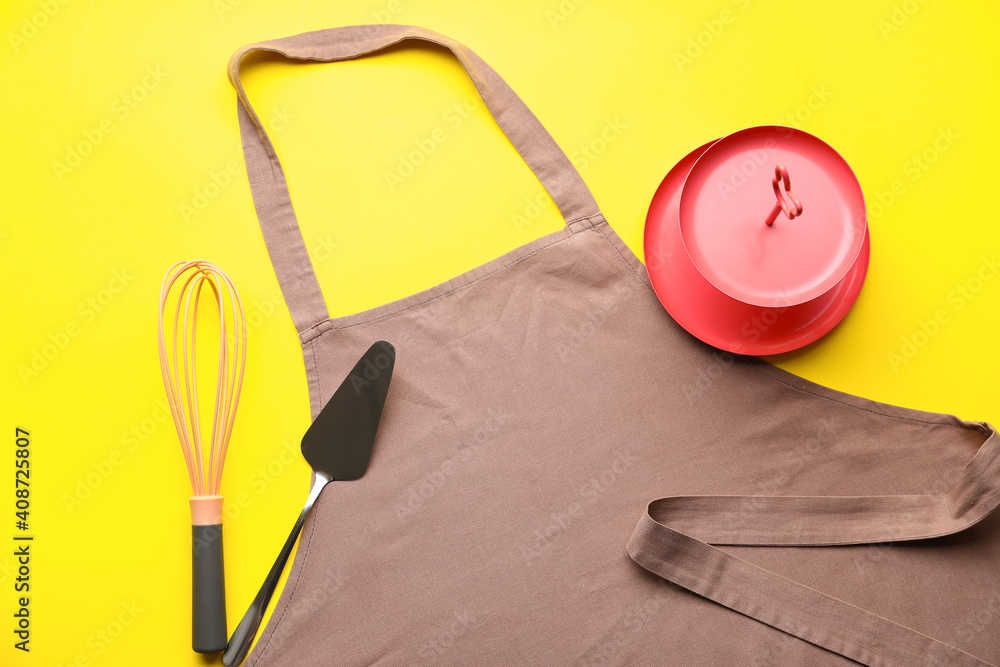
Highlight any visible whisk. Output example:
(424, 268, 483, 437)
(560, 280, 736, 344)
(158, 260, 247, 653)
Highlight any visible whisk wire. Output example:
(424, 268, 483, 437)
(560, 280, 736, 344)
(158, 260, 246, 498)
(214, 274, 246, 494)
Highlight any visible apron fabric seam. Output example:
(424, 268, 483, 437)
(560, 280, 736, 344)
(247, 492, 322, 667)
(565, 212, 605, 228)
(593, 218, 657, 296)
(297, 225, 587, 341)
(248, 342, 321, 665)
(744, 361, 972, 428)
(294, 214, 611, 341)
(311, 342, 321, 416)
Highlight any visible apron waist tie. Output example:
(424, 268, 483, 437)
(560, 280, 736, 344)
(627, 423, 1000, 667)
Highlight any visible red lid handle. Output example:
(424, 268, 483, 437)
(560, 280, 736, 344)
(765, 164, 804, 227)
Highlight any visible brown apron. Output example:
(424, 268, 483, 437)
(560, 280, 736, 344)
(229, 25, 1000, 667)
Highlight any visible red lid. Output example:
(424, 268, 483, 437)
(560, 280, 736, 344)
(644, 128, 871, 355)
(678, 126, 867, 308)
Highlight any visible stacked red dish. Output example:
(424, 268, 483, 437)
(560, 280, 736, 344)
(644, 126, 870, 355)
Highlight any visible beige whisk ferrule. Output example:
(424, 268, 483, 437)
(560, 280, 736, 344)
(189, 495, 224, 526)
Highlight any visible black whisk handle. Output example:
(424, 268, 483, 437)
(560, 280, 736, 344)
(192, 522, 228, 653)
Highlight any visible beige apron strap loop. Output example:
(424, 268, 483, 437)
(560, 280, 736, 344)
(628, 425, 1000, 667)
(228, 24, 601, 333)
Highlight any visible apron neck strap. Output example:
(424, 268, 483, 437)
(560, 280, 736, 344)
(229, 24, 602, 333)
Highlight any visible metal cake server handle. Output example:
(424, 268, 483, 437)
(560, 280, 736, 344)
(222, 472, 330, 667)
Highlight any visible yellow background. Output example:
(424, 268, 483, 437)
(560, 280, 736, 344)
(3, 0, 999, 665)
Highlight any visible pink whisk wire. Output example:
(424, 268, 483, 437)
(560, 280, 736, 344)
(158, 261, 247, 498)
